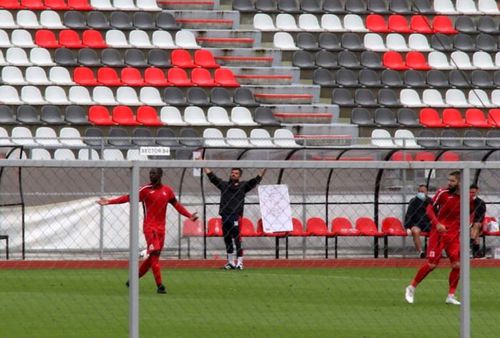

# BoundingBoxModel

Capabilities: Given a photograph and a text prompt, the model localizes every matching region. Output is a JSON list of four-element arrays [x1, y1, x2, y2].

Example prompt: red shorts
[[426, 231, 460, 265], [144, 230, 165, 254]]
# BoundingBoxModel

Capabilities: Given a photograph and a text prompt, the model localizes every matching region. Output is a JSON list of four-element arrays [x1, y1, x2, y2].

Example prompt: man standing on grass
[[203, 167, 266, 270], [469, 184, 487, 259], [98, 168, 198, 294], [405, 170, 473, 305]]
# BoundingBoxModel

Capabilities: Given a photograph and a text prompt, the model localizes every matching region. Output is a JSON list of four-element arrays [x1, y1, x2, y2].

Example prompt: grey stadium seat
[[297, 32, 319, 51], [187, 87, 210, 106], [17, 105, 40, 124], [179, 127, 202, 147], [84, 127, 105, 147], [163, 87, 187, 106], [359, 69, 381, 87], [323, 0, 345, 14], [471, 70, 494, 89], [486, 130, 500, 148], [332, 88, 355, 106], [313, 68, 335, 87], [381, 69, 403, 87], [341, 32, 364, 51], [431, 34, 453, 52], [412, 0, 434, 14], [211, 87, 234, 107], [124, 49, 148, 67], [440, 130, 462, 148], [337, 50, 360, 69], [448, 70, 471, 88], [397, 108, 420, 127], [102, 48, 125, 67], [133, 12, 155, 30], [477, 17, 498, 35], [453, 34, 475, 52], [148, 49, 170, 68], [233, 0, 255, 12], [156, 127, 180, 147], [417, 129, 438, 148], [426, 70, 448, 88], [292, 50, 315, 69], [78, 48, 101, 66], [367, 0, 389, 13], [361, 51, 383, 69], [336, 68, 358, 87], [390, 0, 412, 14], [110, 11, 133, 30], [476, 34, 497, 52], [156, 12, 180, 30], [0, 105, 17, 124], [41, 105, 65, 124], [254, 107, 280, 126], [278, 0, 300, 13], [318, 32, 342, 51], [65, 105, 89, 125], [132, 127, 155, 146], [463, 130, 484, 148], [87, 11, 110, 29], [346, 0, 368, 14], [108, 127, 131, 148], [374, 108, 398, 127], [351, 107, 374, 126], [301, 0, 322, 13], [378, 88, 400, 107], [234, 88, 258, 106], [454, 16, 477, 34], [355, 89, 377, 107], [55, 48, 78, 66], [64, 11, 87, 29], [256, 0, 279, 13]]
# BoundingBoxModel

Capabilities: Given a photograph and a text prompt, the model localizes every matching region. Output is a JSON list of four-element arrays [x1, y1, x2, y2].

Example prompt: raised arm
[[205, 169, 226, 190], [97, 195, 130, 206], [243, 171, 265, 192]]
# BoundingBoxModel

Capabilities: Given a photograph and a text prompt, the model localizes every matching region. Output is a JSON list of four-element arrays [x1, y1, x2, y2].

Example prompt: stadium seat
[[30, 47, 55, 66], [182, 219, 204, 238], [406, 51, 430, 70], [440, 151, 460, 161], [35, 30, 60, 48], [132, 127, 154, 146], [388, 14, 412, 33], [116, 86, 141, 105], [297, 32, 319, 51], [414, 151, 436, 161], [351, 107, 374, 126], [234, 88, 258, 106], [215, 68, 239, 87], [194, 49, 219, 68], [17, 105, 40, 124], [240, 218, 259, 237], [59, 30, 84, 48], [321, 14, 344, 32], [171, 49, 196, 68], [41, 105, 64, 124], [136, 106, 162, 126], [211, 87, 234, 107], [374, 108, 398, 127], [418, 109, 443, 127], [331, 217, 359, 236], [121, 67, 145, 86], [371, 128, 396, 147], [355, 217, 383, 236], [206, 106, 232, 126], [65, 105, 88, 125], [83, 29, 107, 48], [366, 14, 389, 33], [89, 105, 114, 125], [394, 129, 420, 148], [184, 106, 210, 126], [386, 33, 409, 52], [433, 16, 458, 34], [175, 30, 199, 49], [191, 68, 217, 87], [383, 51, 408, 70], [390, 150, 413, 161], [410, 15, 433, 34], [276, 13, 299, 31], [397, 108, 419, 127], [107, 126, 131, 148], [442, 108, 468, 127], [187, 87, 210, 106], [306, 217, 329, 236], [74, 66, 98, 86], [207, 218, 223, 237], [318, 32, 342, 51], [440, 130, 462, 148], [139, 86, 165, 105], [144, 67, 169, 86]]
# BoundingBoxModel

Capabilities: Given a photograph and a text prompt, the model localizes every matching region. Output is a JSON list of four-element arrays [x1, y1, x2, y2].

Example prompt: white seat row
[[105, 30, 199, 49], [0, 126, 85, 148], [400, 88, 500, 108], [434, 0, 500, 15], [0, 85, 230, 108], [0, 29, 37, 48], [30, 148, 143, 160], [254, 13, 367, 32], [0, 47, 55, 66], [1, 66, 74, 85], [203, 128, 299, 148], [371, 129, 419, 148], [429, 51, 500, 70], [161, 106, 258, 126], [91, 0, 161, 11], [0, 10, 65, 29], [365, 33, 434, 52]]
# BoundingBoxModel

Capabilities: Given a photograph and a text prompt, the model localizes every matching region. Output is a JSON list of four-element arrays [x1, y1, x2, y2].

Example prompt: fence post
[[460, 167, 470, 338], [129, 163, 140, 338]]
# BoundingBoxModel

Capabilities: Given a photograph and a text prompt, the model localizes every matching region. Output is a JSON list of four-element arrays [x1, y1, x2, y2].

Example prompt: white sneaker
[[405, 285, 415, 304], [445, 295, 461, 305], [235, 263, 244, 270]]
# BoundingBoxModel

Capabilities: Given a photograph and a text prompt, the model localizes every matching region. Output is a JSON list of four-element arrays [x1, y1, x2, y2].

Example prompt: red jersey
[[426, 188, 473, 235], [107, 184, 192, 233]]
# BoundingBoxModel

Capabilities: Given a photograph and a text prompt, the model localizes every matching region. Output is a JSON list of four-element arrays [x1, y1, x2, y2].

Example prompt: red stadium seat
[[256, 219, 287, 237], [240, 217, 258, 237], [191, 68, 217, 87], [20, 0, 46, 9], [88, 106, 115, 125], [112, 106, 140, 126], [171, 49, 196, 68], [383, 51, 408, 70], [59, 30, 84, 48], [419, 108, 445, 127], [35, 30, 60, 48], [1, 0, 22, 9], [432, 16, 458, 34], [487, 109, 500, 127], [442, 108, 468, 127], [289, 218, 308, 236], [391, 151, 413, 161], [483, 216, 500, 237], [388, 15, 412, 33], [410, 15, 433, 34], [82, 30, 107, 48], [182, 219, 203, 237], [405, 51, 431, 70], [136, 106, 163, 126], [381, 217, 407, 236], [194, 49, 220, 68], [207, 217, 223, 236], [306, 217, 329, 236], [330, 217, 360, 236], [415, 151, 436, 161], [465, 109, 492, 128], [73, 66, 98, 86], [68, 0, 92, 10], [121, 67, 145, 86], [167, 67, 193, 86], [355, 217, 383, 236], [366, 14, 389, 33], [439, 151, 460, 161], [215, 68, 240, 87], [97, 67, 122, 86], [44, 0, 69, 10], [144, 68, 170, 86]]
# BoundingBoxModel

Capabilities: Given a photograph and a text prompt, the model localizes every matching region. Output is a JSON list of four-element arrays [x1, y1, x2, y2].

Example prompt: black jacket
[[472, 197, 486, 224], [207, 172, 262, 218], [404, 196, 432, 230]]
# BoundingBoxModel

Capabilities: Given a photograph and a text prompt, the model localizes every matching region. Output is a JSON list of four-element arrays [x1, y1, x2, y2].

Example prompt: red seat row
[[383, 51, 431, 71], [36, 29, 107, 49], [420, 108, 500, 128], [89, 105, 162, 126], [0, 0, 91, 10], [172, 49, 220, 69], [366, 14, 457, 34], [74, 66, 239, 87], [391, 150, 460, 162], [183, 216, 403, 238]]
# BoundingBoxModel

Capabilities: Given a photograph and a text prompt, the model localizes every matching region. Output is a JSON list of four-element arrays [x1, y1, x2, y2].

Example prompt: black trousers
[[222, 215, 243, 257]]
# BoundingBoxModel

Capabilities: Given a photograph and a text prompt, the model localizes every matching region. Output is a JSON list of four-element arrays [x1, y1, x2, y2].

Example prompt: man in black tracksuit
[[470, 184, 487, 258], [204, 167, 266, 270]]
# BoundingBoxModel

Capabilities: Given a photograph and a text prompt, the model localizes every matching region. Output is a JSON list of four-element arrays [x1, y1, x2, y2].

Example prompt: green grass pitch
[[1, 267, 499, 338]]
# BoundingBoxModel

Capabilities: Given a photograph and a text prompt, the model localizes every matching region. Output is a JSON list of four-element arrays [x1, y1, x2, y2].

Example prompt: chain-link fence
[[1, 159, 500, 338]]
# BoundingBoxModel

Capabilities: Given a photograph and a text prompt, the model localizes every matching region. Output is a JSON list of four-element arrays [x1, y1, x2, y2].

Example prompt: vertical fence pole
[[460, 167, 470, 338], [129, 163, 140, 338]]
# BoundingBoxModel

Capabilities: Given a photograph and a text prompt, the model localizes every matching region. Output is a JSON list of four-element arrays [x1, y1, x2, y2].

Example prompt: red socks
[[150, 254, 162, 286], [412, 263, 433, 287], [449, 267, 460, 295]]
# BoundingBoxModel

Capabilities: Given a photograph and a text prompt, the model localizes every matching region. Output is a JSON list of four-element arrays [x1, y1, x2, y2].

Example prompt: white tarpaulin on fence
[[258, 184, 293, 233]]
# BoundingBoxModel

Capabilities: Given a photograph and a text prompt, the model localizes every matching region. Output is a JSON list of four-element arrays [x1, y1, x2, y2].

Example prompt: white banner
[[258, 185, 293, 233]]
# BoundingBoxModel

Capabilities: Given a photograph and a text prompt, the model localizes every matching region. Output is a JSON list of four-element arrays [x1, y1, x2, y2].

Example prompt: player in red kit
[[405, 170, 472, 305], [98, 168, 198, 294]]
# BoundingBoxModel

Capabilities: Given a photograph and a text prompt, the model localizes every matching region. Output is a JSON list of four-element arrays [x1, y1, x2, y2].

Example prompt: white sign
[[192, 151, 202, 177], [139, 146, 170, 156], [258, 185, 293, 233]]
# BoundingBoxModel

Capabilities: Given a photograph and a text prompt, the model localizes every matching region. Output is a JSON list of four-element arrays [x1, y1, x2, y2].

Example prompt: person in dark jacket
[[204, 167, 267, 270], [404, 184, 432, 258], [470, 184, 487, 258]]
